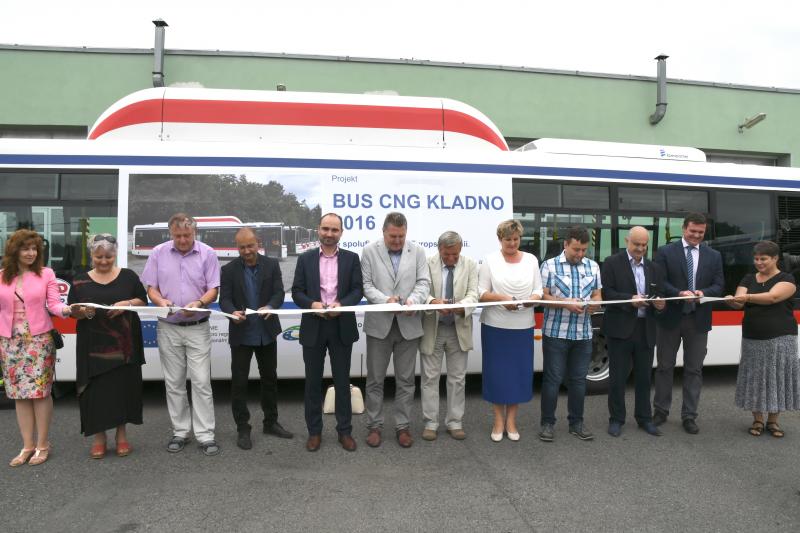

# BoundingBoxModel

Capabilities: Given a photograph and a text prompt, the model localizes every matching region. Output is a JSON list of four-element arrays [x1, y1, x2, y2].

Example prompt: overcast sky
[[3, 1, 799, 89]]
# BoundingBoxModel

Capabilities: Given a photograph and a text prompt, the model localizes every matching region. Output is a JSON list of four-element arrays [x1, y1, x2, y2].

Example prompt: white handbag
[[323, 384, 365, 415]]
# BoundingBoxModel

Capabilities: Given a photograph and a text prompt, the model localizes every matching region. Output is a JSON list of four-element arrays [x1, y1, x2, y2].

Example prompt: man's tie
[[441, 265, 455, 325], [685, 246, 696, 313]]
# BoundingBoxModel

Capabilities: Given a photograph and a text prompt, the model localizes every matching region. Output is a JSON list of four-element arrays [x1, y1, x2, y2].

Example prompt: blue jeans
[[540, 336, 593, 427]]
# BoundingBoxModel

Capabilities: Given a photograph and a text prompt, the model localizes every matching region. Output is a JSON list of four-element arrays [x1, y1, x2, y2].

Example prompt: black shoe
[[264, 421, 294, 439], [638, 422, 662, 436], [607, 421, 622, 437], [682, 419, 699, 434], [652, 411, 667, 426], [237, 428, 252, 450]]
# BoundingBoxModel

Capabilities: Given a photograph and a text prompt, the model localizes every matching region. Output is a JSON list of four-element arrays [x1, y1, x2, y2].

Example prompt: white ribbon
[[76, 302, 239, 320], [243, 295, 728, 316], [72, 295, 728, 319]]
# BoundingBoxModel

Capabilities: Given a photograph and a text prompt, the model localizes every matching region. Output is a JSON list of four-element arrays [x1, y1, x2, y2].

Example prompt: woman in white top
[[478, 220, 543, 442]]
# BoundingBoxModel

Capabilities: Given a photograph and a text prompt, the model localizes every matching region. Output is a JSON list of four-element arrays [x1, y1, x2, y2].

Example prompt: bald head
[[625, 226, 650, 261], [235, 227, 259, 266], [235, 227, 257, 244]]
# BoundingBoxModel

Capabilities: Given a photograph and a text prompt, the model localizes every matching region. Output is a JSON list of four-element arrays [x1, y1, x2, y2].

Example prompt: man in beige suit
[[420, 231, 478, 441], [361, 212, 430, 448]]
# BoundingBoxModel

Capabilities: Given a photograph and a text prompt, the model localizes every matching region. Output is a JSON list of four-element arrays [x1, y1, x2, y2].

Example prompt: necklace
[[756, 270, 778, 287]]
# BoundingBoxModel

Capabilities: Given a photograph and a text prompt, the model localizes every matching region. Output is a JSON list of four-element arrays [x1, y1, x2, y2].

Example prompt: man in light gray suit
[[420, 231, 478, 442], [361, 212, 431, 448]]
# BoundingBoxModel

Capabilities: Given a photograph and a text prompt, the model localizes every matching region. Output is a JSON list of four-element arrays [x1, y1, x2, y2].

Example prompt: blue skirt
[[481, 323, 534, 404]]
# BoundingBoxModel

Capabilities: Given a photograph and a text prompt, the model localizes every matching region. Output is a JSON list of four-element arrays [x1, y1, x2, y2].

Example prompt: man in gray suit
[[361, 212, 431, 448], [420, 231, 478, 441]]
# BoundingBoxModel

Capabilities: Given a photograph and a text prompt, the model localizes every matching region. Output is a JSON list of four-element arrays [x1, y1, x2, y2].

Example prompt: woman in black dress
[[726, 240, 800, 438], [68, 234, 147, 458]]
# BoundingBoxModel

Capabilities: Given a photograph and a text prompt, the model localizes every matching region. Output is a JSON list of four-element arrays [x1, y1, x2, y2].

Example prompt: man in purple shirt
[[291, 213, 363, 452], [141, 213, 221, 456]]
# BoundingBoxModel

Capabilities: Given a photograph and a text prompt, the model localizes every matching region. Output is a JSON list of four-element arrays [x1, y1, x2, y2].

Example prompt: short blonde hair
[[496, 219, 523, 240]]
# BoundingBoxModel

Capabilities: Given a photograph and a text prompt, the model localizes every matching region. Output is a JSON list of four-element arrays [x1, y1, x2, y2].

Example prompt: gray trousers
[[157, 321, 215, 442], [365, 320, 419, 431], [654, 315, 708, 421], [419, 323, 468, 431]]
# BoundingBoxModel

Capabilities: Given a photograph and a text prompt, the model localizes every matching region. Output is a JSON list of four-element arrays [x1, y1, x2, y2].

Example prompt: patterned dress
[[0, 278, 56, 399]]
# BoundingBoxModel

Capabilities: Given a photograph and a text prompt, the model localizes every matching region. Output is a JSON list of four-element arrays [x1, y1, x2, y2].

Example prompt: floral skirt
[[735, 335, 800, 412], [0, 320, 56, 399]]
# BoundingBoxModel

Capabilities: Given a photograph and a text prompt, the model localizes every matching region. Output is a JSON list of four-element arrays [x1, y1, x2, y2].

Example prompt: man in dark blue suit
[[292, 213, 363, 452], [219, 228, 293, 451], [653, 212, 724, 434], [601, 226, 665, 437]]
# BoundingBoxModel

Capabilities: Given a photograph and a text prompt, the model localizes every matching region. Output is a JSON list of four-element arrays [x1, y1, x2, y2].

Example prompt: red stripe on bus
[[52, 316, 77, 335], [89, 98, 508, 150], [89, 99, 163, 139], [531, 310, 800, 330]]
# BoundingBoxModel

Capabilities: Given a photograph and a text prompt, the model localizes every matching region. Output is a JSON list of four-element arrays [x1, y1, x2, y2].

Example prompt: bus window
[[0, 173, 59, 200], [515, 212, 612, 264], [563, 185, 610, 210], [714, 190, 774, 295], [0, 208, 21, 257], [255, 226, 283, 259], [0, 171, 118, 284], [618, 187, 666, 211], [666, 189, 708, 213], [198, 228, 238, 248]]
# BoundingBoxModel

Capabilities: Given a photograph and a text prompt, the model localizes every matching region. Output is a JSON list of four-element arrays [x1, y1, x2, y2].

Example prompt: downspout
[[649, 54, 668, 125], [152, 19, 168, 88]]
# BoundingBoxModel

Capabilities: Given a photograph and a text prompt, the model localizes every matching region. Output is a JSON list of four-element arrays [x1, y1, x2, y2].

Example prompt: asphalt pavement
[[1, 367, 799, 532]]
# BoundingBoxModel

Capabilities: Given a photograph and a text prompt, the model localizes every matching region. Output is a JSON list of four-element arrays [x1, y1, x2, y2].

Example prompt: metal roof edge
[[1, 44, 798, 94]]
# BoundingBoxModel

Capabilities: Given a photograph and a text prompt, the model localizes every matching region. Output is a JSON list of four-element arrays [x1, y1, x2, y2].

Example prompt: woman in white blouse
[[478, 220, 543, 442]]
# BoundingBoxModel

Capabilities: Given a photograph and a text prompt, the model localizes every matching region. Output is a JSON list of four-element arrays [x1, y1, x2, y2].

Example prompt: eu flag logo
[[141, 321, 159, 348]]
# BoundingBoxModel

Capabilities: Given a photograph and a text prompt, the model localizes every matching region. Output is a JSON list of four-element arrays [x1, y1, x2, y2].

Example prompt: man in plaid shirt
[[538, 226, 602, 443]]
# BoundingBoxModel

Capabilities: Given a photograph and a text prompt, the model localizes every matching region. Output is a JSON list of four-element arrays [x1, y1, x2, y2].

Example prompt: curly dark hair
[[2, 229, 45, 284]]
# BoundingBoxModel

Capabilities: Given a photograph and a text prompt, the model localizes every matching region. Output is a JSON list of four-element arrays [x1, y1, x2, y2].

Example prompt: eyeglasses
[[92, 234, 117, 244]]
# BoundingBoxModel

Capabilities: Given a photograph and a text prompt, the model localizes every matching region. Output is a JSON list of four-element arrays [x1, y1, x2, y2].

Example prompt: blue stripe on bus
[[2, 153, 799, 190]]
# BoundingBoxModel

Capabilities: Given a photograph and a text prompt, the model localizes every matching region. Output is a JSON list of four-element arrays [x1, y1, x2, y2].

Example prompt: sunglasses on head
[[92, 234, 117, 244]]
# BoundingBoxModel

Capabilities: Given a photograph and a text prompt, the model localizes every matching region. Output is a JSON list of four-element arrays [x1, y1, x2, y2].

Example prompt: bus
[[282, 226, 319, 256], [133, 218, 286, 260], [1, 87, 798, 387]]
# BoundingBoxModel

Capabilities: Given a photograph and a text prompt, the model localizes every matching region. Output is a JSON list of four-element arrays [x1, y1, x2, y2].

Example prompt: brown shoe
[[306, 434, 321, 452], [338, 434, 357, 452], [366, 429, 382, 448], [447, 428, 466, 440], [396, 429, 414, 448]]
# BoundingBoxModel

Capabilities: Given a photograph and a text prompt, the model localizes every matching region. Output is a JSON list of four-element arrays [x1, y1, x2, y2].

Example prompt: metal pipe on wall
[[649, 54, 668, 125], [152, 19, 168, 88]]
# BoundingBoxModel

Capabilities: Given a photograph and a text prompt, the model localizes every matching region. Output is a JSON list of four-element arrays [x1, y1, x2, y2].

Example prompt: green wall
[[1, 46, 797, 164]]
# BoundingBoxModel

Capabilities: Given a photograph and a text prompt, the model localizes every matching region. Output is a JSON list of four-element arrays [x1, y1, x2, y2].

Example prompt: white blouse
[[478, 250, 543, 330]]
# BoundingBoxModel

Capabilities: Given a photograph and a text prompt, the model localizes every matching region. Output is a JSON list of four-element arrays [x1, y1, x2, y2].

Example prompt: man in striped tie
[[653, 212, 724, 434]]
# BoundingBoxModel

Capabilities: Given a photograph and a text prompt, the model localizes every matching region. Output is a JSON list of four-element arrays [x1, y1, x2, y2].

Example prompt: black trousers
[[303, 319, 353, 436], [607, 319, 654, 425], [230, 343, 278, 431]]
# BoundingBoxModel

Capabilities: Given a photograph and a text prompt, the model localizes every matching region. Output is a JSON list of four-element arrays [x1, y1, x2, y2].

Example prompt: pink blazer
[[0, 268, 69, 338]]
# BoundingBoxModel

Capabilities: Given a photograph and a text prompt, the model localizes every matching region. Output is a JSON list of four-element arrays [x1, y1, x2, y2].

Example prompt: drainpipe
[[152, 19, 168, 88], [649, 54, 668, 125]]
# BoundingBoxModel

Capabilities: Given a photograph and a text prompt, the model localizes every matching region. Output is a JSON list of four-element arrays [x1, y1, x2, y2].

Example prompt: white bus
[[132, 216, 287, 260], [1, 87, 798, 390]]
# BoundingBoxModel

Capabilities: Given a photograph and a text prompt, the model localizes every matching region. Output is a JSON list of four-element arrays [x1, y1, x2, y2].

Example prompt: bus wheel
[[586, 332, 610, 395]]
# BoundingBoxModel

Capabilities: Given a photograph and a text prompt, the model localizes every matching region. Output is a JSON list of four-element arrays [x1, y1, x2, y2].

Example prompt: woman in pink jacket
[[0, 229, 70, 466]]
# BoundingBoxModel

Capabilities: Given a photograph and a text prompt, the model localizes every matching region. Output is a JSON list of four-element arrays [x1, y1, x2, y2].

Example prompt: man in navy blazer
[[291, 213, 363, 452], [653, 212, 724, 434], [601, 226, 665, 437], [220, 228, 293, 450]]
